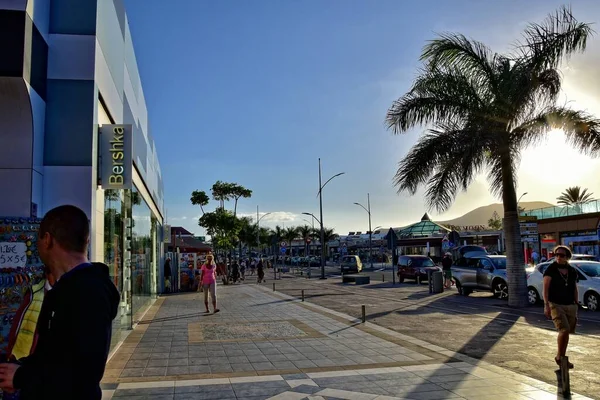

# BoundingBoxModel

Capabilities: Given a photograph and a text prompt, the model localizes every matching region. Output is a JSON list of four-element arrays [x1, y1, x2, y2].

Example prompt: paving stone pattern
[[105, 285, 431, 380], [102, 284, 595, 399], [104, 363, 595, 399]]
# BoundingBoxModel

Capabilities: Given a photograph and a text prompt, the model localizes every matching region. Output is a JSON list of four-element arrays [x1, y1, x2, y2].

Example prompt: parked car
[[527, 260, 600, 311], [397, 255, 440, 284], [340, 255, 362, 274], [451, 255, 513, 298], [543, 253, 598, 263]]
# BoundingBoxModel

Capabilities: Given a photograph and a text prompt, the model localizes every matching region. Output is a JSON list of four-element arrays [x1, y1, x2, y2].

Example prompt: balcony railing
[[520, 199, 600, 220]]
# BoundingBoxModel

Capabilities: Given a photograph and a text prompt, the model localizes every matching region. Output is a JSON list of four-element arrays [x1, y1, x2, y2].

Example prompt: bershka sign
[[99, 124, 132, 189]]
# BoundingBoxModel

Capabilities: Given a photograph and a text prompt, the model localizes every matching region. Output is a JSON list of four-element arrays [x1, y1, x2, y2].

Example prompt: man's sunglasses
[[555, 253, 568, 258]]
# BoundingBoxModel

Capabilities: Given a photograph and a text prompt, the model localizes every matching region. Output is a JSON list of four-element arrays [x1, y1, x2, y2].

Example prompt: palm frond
[[395, 124, 489, 212], [421, 33, 497, 89], [557, 186, 594, 205], [517, 5, 593, 72], [386, 67, 486, 134]]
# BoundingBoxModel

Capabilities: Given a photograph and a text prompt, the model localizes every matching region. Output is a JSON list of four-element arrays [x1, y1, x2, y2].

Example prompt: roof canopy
[[397, 213, 450, 238]]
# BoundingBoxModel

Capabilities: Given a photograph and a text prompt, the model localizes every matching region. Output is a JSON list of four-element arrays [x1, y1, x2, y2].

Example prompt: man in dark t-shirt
[[543, 245, 579, 369]]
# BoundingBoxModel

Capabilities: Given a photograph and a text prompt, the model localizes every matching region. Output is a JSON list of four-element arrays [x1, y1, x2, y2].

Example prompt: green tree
[[488, 211, 503, 230], [283, 226, 300, 256], [191, 181, 252, 255], [557, 186, 594, 205], [385, 6, 600, 307], [298, 225, 313, 256]]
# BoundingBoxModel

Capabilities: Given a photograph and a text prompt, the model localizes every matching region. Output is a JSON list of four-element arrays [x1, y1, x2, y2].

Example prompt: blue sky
[[124, 0, 600, 236]]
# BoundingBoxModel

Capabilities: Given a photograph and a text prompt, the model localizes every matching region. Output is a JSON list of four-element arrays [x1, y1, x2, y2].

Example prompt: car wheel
[[493, 280, 509, 299], [456, 281, 470, 296], [527, 287, 540, 305], [585, 291, 599, 312]]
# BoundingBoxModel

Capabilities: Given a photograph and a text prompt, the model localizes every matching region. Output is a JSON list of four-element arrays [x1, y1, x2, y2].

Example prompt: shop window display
[[0, 218, 45, 358], [104, 189, 129, 348], [130, 186, 156, 318]]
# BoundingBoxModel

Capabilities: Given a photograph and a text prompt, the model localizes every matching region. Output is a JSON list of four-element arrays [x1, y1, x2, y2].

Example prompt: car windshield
[[490, 257, 507, 269], [409, 258, 434, 267], [577, 263, 600, 277]]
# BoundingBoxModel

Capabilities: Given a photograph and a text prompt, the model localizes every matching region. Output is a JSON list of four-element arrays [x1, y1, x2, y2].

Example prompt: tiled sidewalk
[[101, 283, 594, 400]]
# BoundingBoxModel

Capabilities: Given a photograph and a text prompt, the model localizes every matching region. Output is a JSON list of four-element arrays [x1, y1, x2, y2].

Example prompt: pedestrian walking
[[531, 250, 540, 265], [257, 259, 265, 283], [543, 245, 578, 369], [200, 254, 220, 313], [250, 259, 256, 276], [164, 257, 172, 293], [442, 252, 453, 288], [0, 205, 119, 399], [240, 259, 246, 281]]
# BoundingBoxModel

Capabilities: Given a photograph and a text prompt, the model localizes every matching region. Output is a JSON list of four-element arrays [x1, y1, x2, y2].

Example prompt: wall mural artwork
[[0, 218, 45, 357]]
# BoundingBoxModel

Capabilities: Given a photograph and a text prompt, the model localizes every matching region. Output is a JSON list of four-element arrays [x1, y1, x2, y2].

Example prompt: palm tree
[[238, 216, 257, 256], [298, 225, 313, 256], [385, 7, 600, 307], [283, 226, 299, 256], [557, 186, 594, 205]]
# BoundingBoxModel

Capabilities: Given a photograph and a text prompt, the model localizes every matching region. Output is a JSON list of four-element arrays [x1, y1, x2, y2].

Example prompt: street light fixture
[[354, 193, 373, 270], [517, 192, 528, 209], [301, 218, 314, 229], [315, 160, 345, 280], [256, 205, 272, 256]]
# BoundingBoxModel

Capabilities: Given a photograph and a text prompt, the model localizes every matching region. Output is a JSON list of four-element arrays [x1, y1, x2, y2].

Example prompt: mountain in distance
[[436, 201, 554, 227]]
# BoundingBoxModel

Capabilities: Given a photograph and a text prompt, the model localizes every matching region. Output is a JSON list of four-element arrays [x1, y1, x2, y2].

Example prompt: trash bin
[[428, 270, 444, 294]]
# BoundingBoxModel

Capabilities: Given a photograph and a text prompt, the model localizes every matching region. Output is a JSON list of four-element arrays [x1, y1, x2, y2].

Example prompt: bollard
[[272, 282, 275, 292], [361, 305, 366, 323], [302, 290, 305, 302], [560, 356, 571, 396], [382, 274, 385, 282]]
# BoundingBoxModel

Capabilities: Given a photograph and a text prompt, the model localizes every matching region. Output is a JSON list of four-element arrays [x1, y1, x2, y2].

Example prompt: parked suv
[[340, 255, 362, 274], [451, 255, 509, 298], [397, 255, 440, 284]]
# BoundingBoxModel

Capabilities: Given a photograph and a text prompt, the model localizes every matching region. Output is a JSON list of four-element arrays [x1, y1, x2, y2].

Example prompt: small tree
[[191, 181, 252, 257], [488, 211, 503, 230]]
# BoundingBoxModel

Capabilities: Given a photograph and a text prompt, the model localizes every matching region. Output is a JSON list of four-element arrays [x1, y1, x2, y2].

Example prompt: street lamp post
[[256, 205, 271, 257], [314, 159, 345, 280], [354, 193, 373, 270]]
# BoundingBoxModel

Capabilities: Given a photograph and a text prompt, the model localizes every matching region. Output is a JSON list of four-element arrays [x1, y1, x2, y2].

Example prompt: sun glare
[[518, 129, 600, 184]]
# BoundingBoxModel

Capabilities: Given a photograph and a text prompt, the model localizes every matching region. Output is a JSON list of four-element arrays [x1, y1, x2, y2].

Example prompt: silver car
[[451, 255, 510, 298]]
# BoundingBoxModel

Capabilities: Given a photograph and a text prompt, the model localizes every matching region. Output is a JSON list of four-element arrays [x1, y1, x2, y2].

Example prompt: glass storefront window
[[104, 188, 127, 349], [131, 186, 156, 319]]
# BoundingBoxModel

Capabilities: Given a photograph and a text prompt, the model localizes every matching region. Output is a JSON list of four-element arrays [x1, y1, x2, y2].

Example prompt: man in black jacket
[[0, 205, 120, 399]]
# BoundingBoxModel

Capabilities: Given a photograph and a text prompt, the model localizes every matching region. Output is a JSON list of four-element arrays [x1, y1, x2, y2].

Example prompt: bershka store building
[[0, 0, 165, 353]]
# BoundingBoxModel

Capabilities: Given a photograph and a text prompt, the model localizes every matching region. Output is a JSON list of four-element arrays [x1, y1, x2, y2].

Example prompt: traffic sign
[[341, 242, 347, 248], [280, 241, 287, 247], [442, 234, 449, 242], [280, 247, 287, 254]]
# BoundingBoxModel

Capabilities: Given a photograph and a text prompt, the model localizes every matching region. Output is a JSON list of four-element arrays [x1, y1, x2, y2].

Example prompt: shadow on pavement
[[137, 311, 213, 325]]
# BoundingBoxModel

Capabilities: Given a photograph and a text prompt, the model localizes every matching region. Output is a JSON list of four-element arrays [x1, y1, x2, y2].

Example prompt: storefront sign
[[520, 219, 538, 243], [0, 242, 27, 268], [164, 225, 171, 243], [99, 124, 132, 189]]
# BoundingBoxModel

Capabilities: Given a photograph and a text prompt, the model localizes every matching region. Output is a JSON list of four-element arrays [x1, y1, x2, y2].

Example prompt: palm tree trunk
[[501, 152, 527, 307]]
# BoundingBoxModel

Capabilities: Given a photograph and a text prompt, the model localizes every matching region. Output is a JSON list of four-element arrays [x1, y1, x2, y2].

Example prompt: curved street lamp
[[354, 193, 373, 270], [315, 159, 345, 280], [256, 206, 272, 255]]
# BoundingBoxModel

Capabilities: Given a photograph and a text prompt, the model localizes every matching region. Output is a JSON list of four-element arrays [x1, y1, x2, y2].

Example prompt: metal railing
[[520, 199, 600, 220]]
